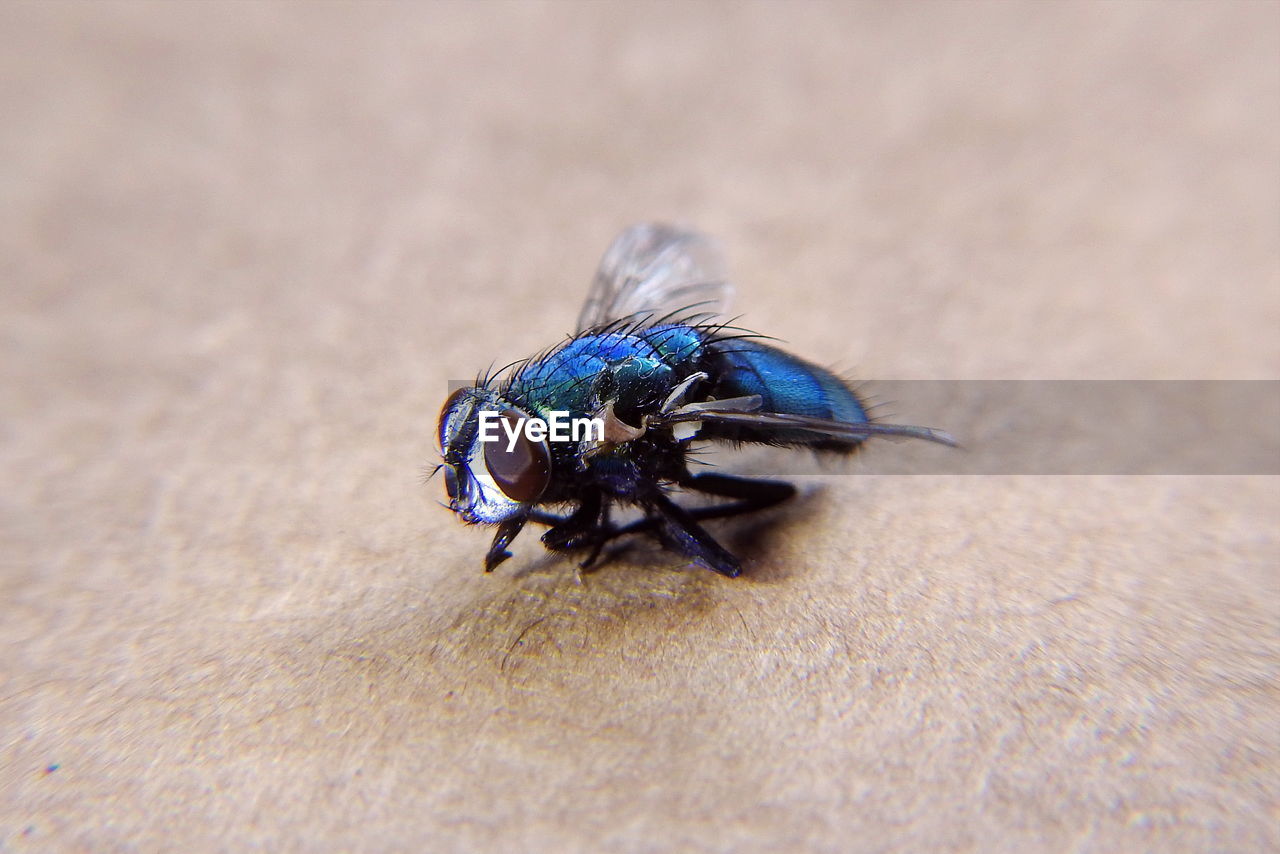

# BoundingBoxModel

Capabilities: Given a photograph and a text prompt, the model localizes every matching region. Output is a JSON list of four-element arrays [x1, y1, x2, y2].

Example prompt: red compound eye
[[483, 410, 550, 502]]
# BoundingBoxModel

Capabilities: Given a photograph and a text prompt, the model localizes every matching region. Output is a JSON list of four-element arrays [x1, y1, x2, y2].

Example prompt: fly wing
[[655, 397, 959, 448], [576, 224, 734, 333]]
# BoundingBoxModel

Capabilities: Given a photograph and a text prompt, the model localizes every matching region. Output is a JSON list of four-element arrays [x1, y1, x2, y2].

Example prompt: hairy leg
[[608, 473, 796, 539], [644, 492, 742, 577], [484, 517, 527, 572], [537, 491, 616, 568], [523, 475, 796, 574]]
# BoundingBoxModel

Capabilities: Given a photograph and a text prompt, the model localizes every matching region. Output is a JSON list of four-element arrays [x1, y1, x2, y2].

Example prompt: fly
[[436, 224, 955, 577]]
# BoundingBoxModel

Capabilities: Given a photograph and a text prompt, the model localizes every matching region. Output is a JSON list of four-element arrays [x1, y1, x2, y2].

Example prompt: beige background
[[2, 2, 1277, 851]]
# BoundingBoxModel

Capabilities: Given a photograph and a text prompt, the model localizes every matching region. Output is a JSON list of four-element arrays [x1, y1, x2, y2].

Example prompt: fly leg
[[576, 503, 613, 570], [537, 491, 614, 568], [586, 474, 794, 575], [485, 517, 526, 572], [676, 472, 796, 518], [644, 492, 742, 577], [608, 473, 795, 538], [482, 497, 610, 572], [525, 476, 795, 575]]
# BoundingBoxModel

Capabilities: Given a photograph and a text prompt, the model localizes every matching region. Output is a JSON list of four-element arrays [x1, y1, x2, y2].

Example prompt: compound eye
[[483, 410, 551, 502]]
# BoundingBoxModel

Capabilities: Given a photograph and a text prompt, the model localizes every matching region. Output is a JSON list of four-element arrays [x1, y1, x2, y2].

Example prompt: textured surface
[[2, 2, 1277, 851]]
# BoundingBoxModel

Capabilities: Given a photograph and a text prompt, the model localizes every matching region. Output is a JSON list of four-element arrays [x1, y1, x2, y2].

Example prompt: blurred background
[[2, 2, 1276, 851]]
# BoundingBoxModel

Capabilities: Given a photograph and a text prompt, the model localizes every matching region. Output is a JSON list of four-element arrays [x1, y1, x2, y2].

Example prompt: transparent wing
[[655, 396, 959, 447], [576, 223, 734, 333]]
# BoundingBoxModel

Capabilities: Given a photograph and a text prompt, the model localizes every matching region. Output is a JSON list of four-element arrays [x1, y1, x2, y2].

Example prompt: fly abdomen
[[702, 339, 869, 451]]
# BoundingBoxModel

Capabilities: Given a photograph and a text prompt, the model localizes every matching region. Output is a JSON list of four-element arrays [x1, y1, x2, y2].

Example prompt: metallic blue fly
[[437, 224, 955, 576]]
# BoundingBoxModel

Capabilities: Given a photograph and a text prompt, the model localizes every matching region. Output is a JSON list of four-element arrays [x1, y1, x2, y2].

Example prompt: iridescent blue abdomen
[[704, 339, 868, 450]]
